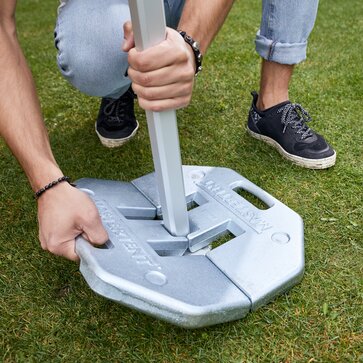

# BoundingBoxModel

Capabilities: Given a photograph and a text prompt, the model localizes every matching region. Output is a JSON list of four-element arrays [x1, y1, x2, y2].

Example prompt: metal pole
[[128, 0, 190, 236]]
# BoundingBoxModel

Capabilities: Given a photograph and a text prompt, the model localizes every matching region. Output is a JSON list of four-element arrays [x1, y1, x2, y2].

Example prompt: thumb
[[81, 214, 109, 246], [122, 21, 135, 51]]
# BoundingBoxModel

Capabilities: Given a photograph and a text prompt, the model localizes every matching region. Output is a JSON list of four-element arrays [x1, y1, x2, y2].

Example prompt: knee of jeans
[[56, 39, 129, 98]]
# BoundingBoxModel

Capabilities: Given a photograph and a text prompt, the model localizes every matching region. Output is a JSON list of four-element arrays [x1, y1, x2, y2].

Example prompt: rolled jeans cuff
[[255, 31, 307, 65]]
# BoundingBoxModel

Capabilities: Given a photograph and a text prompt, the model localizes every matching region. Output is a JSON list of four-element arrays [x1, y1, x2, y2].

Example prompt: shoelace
[[103, 98, 119, 116], [103, 99, 128, 122], [277, 103, 313, 139], [103, 90, 134, 121]]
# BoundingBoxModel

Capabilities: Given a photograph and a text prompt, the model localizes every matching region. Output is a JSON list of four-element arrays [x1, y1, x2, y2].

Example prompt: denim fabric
[[55, 0, 318, 98], [54, 0, 185, 99], [256, 0, 319, 64]]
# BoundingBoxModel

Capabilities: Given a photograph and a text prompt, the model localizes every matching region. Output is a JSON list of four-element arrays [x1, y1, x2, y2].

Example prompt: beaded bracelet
[[34, 176, 72, 199], [178, 31, 203, 76]]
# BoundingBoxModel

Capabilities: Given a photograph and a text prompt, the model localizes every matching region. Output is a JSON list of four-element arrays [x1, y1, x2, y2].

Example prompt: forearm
[[0, 18, 62, 191], [177, 0, 235, 54], [0, 6, 108, 260]]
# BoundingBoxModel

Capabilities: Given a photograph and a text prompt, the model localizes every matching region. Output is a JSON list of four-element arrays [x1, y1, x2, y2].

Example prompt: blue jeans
[[256, 0, 319, 65], [55, 0, 185, 99], [54, 0, 318, 99]]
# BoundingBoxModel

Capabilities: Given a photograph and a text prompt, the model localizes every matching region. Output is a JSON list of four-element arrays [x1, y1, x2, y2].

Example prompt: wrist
[[36, 178, 76, 205], [28, 163, 64, 192], [178, 31, 203, 76], [34, 176, 73, 200]]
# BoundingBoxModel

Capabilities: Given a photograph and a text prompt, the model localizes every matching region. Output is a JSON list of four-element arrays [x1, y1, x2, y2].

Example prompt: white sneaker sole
[[95, 120, 139, 148], [247, 127, 336, 169]]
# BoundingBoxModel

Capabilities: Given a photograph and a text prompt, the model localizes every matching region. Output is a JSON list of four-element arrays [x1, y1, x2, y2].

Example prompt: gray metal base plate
[[76, 166, 304, 328]]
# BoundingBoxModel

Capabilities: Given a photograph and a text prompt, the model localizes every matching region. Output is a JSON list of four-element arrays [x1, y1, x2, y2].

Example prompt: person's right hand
[[37, 182, 108, 261], [122, 21, 196, 112]]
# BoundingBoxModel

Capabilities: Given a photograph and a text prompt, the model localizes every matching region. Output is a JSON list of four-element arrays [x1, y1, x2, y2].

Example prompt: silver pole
[[128, 0, 190, 236]]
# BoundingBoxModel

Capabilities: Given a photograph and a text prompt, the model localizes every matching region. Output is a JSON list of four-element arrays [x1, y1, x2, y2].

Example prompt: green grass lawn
[[1, 0, 362, 362]]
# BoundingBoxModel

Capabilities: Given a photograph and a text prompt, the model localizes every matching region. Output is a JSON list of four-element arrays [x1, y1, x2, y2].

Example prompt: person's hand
[[122, 21, 196, 112], [37, 182, 108, 261]]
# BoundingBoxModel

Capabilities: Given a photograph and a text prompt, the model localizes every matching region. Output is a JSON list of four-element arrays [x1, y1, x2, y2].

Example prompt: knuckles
[[139, 73, 152, 86], [128, 68, 152, 87], [138, 86, 156, 101], [128, 52, 153, 73]]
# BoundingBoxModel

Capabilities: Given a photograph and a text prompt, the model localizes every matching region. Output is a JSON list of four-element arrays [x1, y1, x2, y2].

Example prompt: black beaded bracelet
[[178, 31, 203, 76], [34, 176, 72, 199]]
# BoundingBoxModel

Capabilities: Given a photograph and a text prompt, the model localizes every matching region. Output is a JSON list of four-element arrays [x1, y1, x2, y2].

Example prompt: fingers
[[54, 240, 79, 262], [127, 28, 195, 112], [127, 28, 190, 72], [131, 71, 194, 112], [40, 234, 79, 261], [128, 63, 194, 88], [137, 94, 192, 112], [128, 41, 187, 73], [37, 183, 108, 262]]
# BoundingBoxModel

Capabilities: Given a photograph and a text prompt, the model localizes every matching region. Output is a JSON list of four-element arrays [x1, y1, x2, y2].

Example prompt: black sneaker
[[247, 91, 336, 169], [95, 87, 139, 148]]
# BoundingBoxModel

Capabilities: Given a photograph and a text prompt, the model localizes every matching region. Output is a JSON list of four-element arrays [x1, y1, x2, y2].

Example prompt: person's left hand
[[37, 182, 109, 261], [122, 21, 196, 112]]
